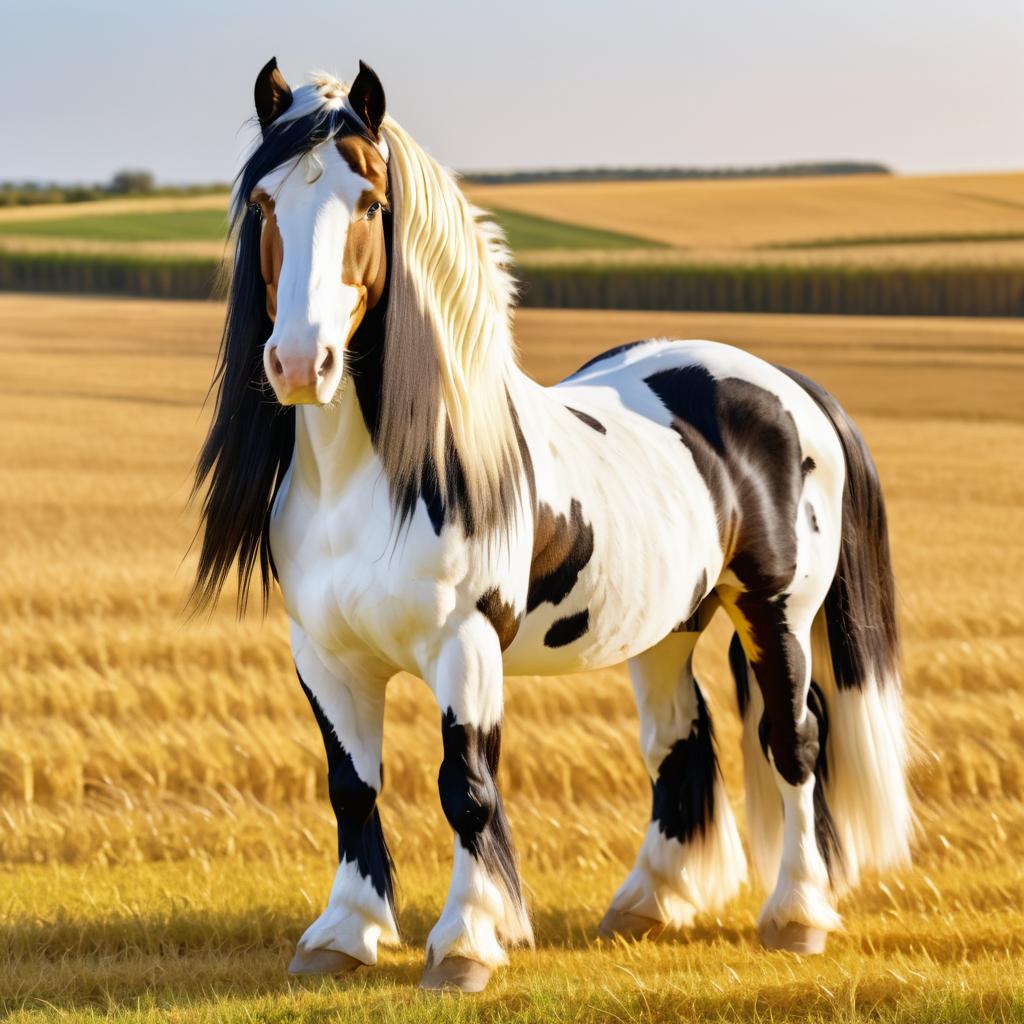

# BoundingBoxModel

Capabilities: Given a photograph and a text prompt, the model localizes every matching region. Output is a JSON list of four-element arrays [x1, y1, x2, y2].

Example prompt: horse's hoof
[[420, 954, 492, 992], [598, 908, 665, 940], [288, 947, 365, 976], [759, 920, 828, 955]]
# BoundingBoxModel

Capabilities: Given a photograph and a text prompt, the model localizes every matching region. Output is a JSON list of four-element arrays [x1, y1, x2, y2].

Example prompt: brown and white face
[[252, 61, 389, 405]]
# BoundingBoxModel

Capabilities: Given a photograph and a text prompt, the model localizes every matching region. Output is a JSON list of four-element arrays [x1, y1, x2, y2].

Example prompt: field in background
[[465, 171, 1024, 249], [1, 294, 1022, 1022], [2, 173, 1023, 316]]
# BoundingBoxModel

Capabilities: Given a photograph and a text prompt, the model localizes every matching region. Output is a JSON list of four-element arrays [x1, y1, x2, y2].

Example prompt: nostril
[[269, 347, 284, 377], [318, 349, 334, 378]]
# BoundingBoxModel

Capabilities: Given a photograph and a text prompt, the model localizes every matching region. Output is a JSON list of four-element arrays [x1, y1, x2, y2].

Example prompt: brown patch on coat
[[527, 499, 594, 613], [476, 588, 521, 651], [337, 135, 389, 311], [253, 193, 283, 321]]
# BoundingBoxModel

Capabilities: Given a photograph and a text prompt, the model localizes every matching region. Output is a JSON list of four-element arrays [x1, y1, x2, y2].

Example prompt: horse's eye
[[365, 202, 382, 221]]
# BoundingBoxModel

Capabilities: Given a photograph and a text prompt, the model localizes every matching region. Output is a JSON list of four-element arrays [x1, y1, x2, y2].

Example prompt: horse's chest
[[269, 473, 438, 668]]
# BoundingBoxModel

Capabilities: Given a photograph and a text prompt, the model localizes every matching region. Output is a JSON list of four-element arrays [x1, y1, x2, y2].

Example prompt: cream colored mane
[[377, 113, 525, 533]]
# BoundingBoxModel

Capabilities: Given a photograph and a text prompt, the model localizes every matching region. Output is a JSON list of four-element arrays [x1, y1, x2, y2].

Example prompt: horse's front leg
[[421, 616, 532, 992], [289, 635, 398, 975]]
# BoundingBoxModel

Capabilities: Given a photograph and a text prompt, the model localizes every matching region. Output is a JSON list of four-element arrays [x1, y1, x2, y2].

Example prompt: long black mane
[[191, 106, 373, 614]]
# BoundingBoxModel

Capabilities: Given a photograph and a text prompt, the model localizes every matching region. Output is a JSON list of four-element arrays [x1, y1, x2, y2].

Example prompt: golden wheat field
[[1, 294, 1023, 1023], [466, 172, 1024, 249]]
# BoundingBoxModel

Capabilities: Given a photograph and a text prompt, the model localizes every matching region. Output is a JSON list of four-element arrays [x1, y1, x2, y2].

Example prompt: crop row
[[3, 251, 1024, 316]]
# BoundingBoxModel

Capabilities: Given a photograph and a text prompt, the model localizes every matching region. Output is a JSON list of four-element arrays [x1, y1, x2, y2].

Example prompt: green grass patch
[[0, 209, 229, 242], [489, 208, 663, 251]]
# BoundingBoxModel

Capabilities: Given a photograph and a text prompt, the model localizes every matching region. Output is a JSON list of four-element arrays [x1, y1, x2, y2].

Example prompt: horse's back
[[554, 336, 846, 509], [558, 337, 842, 456]]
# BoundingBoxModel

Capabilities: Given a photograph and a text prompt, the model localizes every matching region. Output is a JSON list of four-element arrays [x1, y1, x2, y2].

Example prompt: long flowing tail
[[784, 368, 913, 889]]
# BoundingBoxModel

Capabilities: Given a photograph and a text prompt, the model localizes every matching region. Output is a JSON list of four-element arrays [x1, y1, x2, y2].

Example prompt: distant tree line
[[0, 170, 230, 207], [2, 161, 892, 207], [462, 161, 892, 186]]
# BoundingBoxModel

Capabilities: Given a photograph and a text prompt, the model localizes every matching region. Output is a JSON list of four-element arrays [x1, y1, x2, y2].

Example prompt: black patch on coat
[[476, 588, 521, 651], [544, 609, 590, 648], [566, 407, 607, 434], [569, 340, 651, 377], [647, 363, 820, 787], [645, 364, 803, 591], [646, 365, 725, 453], [802, 456, 816, 478], [651, 683, 719, 843], [644, 366, 732, 539], [527, 499, 594, 613], [742, 592, 817, 786], [807, 680, 843, 884], [728, 631, 751, 720], [779, 368, 901, 693], [437, 708, 526, 930], [298, 674, 396, 916], [805, 501, 820, 533]]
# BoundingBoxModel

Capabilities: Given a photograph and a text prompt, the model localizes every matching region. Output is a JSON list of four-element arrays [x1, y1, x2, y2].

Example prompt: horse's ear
[[255, 57, 293, 132], [348, 61, 386, 139]]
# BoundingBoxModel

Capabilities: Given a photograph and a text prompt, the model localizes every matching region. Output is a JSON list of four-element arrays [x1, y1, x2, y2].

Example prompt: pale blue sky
[[4, 0, 1022, 183]]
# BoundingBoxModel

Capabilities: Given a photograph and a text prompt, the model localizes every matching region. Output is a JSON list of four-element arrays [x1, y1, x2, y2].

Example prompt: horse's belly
[[502, 506, 714, 675]]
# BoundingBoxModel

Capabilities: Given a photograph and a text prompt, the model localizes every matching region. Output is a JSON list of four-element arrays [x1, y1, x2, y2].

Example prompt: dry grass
[[0, 235, 227, 260], [1, 295, 1023, 1022], [467, 172, 1024, 250]]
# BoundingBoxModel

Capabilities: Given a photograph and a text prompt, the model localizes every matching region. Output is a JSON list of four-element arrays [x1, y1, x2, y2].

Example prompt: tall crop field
[[1, 296, 1022, 1022]]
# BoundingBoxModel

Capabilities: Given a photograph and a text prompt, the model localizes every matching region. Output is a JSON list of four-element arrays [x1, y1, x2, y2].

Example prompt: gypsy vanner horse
[[193, 59, 912, 992]]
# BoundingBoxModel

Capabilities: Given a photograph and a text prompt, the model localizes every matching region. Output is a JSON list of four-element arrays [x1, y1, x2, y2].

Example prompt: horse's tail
[[783, 368, 913, 889]]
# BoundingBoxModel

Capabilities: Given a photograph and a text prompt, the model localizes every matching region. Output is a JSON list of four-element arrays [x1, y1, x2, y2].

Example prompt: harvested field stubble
[[1, 295, 1022, 1022]]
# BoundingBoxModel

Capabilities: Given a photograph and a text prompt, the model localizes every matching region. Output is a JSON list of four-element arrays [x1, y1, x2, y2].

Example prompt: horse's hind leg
[[723, 591, 841, 954], [601, 627, 747, 939]]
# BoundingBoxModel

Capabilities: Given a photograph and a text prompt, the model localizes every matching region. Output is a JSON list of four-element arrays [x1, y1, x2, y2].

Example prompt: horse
[[193, 58, 912, 993]]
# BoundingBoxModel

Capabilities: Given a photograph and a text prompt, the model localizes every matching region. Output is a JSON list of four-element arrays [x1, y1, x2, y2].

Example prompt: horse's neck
[[293, 387, 374, 495]]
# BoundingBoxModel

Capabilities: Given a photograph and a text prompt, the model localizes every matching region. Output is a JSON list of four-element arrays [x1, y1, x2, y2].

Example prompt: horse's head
[[195, 64, 524, 613], [249, 59, 389, 405]]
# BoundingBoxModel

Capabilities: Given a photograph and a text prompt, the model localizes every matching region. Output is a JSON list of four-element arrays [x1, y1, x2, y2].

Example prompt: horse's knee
[[328, 756, 378, 831], [758, 706, 819, 787]]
